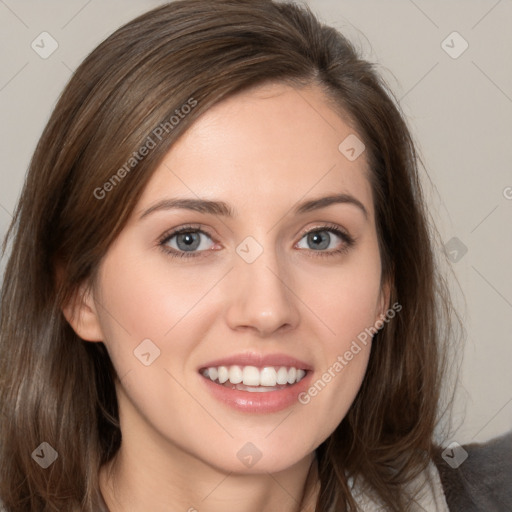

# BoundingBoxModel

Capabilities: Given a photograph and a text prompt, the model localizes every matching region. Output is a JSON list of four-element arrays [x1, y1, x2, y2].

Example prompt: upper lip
[[199, 352, 313, 371]]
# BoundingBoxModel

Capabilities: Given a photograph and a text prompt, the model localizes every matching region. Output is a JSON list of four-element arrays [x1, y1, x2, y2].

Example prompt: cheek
[[294, 247, 382, 442], [94, 244, 222, 348], [91, 251, 227, 446], [91, 243, 230, 424], [304, 246, 383, 345]]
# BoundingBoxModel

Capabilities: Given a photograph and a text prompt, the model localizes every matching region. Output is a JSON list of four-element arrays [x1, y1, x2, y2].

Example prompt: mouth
[[198, 358, 313, 413], [200, 365, 308, 393]]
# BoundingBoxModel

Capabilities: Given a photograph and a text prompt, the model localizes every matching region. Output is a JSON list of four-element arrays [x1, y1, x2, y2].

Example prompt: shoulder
[[433, 430, 512, 511]]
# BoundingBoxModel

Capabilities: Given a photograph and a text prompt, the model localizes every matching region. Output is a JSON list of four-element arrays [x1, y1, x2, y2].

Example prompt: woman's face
[[83, 82, 388, 475]]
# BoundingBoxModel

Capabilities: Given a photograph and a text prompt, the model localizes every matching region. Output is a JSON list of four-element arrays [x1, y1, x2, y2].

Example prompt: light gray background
[[0, 0, 511, 445]]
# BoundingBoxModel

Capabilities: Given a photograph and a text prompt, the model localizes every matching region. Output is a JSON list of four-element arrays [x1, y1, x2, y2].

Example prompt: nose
[[224, 243, 301, 337]]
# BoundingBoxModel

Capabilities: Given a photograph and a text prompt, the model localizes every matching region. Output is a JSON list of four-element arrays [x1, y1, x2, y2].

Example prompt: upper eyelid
[[159, 224, 214, 244], [297, 223, 351, 239]]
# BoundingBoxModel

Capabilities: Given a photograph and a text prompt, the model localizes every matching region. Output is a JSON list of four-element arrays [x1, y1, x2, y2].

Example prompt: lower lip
[[200, 372, 313, 413]]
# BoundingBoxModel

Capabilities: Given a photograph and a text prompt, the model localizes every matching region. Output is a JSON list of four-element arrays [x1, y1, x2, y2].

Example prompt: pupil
[[178, 232, 199, 250], [310, 231, 328, 250]]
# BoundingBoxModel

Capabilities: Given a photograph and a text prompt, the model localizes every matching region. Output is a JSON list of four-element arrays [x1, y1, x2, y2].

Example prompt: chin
[[196, 438, 316, 476]]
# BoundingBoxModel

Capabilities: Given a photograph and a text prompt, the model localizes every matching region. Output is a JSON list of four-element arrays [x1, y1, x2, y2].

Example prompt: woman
[[0, 0, 482, 510]]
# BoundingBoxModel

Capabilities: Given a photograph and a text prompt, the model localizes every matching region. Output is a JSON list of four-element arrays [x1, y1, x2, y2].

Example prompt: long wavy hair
[[0, 1, 461, 510]]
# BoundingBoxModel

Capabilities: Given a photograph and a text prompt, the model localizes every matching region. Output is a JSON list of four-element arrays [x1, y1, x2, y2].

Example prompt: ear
[[62, 281, 104, 342]]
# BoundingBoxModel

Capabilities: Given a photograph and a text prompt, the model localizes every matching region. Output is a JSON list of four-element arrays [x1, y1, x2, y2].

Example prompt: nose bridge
[[225, 233, 300, 335]]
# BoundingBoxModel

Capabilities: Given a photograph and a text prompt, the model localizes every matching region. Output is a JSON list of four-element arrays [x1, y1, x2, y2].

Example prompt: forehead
[[134, 82, 374, 221]]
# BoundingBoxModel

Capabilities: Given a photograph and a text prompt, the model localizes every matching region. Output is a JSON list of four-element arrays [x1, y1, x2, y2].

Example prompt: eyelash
[[158, 223, 355, 260]]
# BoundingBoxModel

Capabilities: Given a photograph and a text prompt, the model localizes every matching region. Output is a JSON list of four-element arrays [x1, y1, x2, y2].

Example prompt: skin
[[65, 82, 389, 512]]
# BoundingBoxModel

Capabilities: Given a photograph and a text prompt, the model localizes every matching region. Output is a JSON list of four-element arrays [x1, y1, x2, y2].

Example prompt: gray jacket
[[433, 430, 512, 511]]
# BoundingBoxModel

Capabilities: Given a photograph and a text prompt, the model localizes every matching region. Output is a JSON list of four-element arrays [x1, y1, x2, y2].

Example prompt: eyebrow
[[138, 193, 368, 220]]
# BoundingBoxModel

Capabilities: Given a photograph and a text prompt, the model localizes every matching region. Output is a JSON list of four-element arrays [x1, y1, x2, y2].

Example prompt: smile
[[198, 358, 313, 412], [200, 365, 308, 392]]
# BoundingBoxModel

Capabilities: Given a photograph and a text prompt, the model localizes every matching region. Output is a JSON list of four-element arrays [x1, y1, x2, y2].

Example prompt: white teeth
[[259, 367, 277, 386], [242, 366, 260, 386], [202, 364, 307, 387], [208, 367, 218, 381], [287, 367, 297, 384], [276, 367, 289, 385], [243, 385, 275, 392], [217, 366, 229, 384], [228, 365, 243, 384]]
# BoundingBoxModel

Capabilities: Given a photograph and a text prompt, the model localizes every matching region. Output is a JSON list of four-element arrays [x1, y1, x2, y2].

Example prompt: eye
[[158, 223, 355, 260], [159, 225, 216, 259], [295, 224, 355, 257]]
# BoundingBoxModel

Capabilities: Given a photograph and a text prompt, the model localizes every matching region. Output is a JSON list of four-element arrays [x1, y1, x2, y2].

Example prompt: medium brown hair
[[0, 1, 460, 510]]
